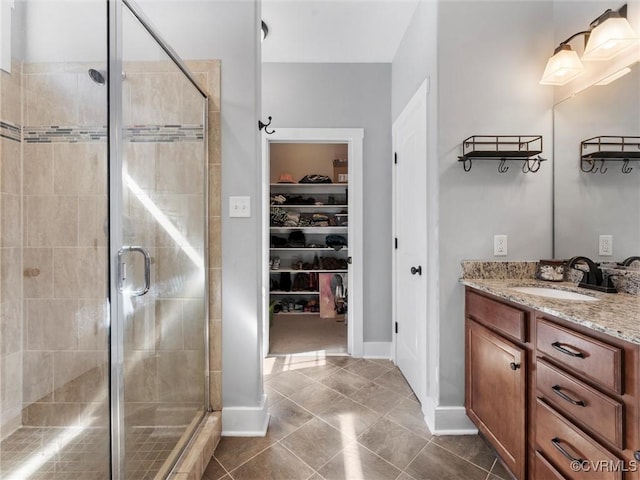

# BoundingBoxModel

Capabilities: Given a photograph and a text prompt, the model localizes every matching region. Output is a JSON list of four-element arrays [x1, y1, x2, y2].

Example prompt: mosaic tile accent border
[[126, 124, 204, 143], [0, 120, 21, 142], [20, 124, 205, 143], [24, 125, 107, 143]]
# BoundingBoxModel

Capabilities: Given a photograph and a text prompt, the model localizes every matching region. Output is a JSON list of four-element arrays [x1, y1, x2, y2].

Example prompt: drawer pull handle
[[552, 385, 586, 407], [509, 362, 521, 370], [551, 341, 585, 358], [551, 437, 586, 466]]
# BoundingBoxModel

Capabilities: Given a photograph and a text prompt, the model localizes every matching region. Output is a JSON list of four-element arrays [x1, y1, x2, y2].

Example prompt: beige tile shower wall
[[0, 60, 23, 440], [23, 62, 107, 127], [186, 60, 222, 412], [120, 59, 210, 430], [21, 63, 109, 428]]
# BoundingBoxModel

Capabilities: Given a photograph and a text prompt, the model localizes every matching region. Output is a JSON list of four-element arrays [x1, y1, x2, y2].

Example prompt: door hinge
[[395, 322, 398, 334], [394, 152, 397, 164], [394, 238, 398, 250]]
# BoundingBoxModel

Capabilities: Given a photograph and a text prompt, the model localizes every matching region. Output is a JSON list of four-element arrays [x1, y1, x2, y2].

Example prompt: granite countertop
[[461, 277, 640, 345]]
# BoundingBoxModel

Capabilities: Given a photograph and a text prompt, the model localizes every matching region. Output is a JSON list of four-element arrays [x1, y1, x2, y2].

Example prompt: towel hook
[[258, 116, 275, 135]]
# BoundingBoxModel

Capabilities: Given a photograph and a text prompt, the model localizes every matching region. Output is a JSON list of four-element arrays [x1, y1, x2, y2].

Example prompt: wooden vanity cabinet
[[465, 289, 531, 480], [465, 286, 640, 480]]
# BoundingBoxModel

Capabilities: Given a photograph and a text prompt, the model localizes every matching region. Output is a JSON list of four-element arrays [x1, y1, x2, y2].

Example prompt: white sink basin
[[510, 286, 599, 302]]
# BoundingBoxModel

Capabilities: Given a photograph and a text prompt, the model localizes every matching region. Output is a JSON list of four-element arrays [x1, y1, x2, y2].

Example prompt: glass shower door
[[113, 3, 208, 478]]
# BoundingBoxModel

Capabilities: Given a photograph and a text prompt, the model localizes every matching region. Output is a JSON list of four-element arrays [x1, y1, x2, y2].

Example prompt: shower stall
[[0, 0, 221, 478]]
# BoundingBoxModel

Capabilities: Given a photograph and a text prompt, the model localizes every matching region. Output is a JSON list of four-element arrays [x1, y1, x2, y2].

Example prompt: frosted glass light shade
[[540, 46, 584, 85], [583, 17, 638, 61]]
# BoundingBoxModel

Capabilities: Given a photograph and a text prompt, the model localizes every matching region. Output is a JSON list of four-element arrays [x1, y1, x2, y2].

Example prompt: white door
[[393, 81, 428, 399]]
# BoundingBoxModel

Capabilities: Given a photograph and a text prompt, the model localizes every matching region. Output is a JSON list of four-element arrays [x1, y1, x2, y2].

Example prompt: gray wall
[[262, 62, 392, 342], [138, 0, 265, 410], [392, 1, 555, 407]]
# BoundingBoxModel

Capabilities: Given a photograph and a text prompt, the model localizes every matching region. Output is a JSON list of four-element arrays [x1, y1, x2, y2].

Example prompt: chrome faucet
[[566, 256, 603, 287]]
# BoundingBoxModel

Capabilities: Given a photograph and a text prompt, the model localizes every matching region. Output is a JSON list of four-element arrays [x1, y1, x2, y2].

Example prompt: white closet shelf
[[270, 226, 348, 234], [270, 183, 347, 188], [270, 204, 348, 209], [270, 247, 348, 252], [273, 312, 324, 316], [269, 269, 348, 274], [270, 291, 319, 295]]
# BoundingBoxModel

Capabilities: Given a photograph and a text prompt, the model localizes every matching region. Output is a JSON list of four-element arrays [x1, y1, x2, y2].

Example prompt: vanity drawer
[[466, 290, 526, 342], [537, 319, 622, 394], [536, 399, 622, 480], [537, 359, 624, 448], [535, 451, 567, 479]]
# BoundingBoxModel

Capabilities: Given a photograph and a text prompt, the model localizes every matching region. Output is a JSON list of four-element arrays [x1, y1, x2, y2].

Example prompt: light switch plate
[[229, 196, 251, 218]]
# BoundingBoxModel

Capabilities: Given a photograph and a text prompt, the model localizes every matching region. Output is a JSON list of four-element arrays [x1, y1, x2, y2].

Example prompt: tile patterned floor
[[205, 356, 512, 480], [0, 425, 183, 479]]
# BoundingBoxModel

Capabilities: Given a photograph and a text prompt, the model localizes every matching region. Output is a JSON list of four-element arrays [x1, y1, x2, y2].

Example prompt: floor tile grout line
[[214, 439, 275, 478], [428, 440, 495, 474], [350, 433, 418, 475], [380, 407, 434, 441], [398, 437, 433, 479], [213, 455, 234, 480], [277, 438, 323, 477]]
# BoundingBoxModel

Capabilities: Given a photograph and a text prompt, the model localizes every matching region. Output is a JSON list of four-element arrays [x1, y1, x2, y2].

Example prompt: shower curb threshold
[[169, 412, 222, 480]]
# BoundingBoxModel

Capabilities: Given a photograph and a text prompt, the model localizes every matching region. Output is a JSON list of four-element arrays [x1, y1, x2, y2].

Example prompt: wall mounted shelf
[[458, 135, 546, 173], [580, 136, 640, 174]]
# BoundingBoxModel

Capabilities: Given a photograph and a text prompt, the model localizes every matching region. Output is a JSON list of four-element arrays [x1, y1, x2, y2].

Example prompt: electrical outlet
[[494, 235, 508, 256], [599, 235, 613, 256]]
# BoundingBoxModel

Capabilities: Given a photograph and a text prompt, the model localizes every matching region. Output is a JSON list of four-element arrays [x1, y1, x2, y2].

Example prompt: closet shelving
[[269, 181, 349, 316]]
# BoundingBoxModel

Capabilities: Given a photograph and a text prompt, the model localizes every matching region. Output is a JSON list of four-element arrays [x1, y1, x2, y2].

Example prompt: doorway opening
[[261, 129, 364, 357]]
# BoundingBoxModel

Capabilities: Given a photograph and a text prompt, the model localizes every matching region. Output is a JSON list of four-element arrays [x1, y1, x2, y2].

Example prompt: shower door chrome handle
[[117, 246, 151, 296]]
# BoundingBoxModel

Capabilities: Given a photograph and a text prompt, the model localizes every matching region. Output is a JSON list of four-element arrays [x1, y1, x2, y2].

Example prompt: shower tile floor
[[207, 355, 511, 480], [0, 425, 183, 479]]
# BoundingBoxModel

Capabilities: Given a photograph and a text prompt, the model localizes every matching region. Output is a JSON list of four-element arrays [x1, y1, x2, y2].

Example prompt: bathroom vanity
[[463, 277, 640, 480]]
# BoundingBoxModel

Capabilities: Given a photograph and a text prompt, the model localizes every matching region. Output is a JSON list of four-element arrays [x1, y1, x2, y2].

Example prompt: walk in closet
[[268, 143, 350, 354]]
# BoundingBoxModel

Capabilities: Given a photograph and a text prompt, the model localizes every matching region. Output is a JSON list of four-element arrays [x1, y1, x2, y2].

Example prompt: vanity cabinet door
[[466, 320, 526, 479]]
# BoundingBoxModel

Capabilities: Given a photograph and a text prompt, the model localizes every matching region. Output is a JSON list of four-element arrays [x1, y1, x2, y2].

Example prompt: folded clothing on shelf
[[288, 230, 306, 248], [299, 174, 332, 184], [326, 234, 348, 250]]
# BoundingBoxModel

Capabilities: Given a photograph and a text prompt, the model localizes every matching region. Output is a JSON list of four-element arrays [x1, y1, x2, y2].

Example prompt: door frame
[[261, 128, 364, 357], [392, 79, 434, 408]]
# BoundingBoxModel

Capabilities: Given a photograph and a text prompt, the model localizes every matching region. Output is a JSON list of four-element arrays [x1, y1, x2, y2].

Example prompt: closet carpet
[[204, 356, 510, 480], [269, 315, 347, 355]]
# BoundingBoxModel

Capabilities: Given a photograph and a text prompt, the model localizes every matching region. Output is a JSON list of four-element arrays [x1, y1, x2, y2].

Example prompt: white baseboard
[[422, 399, 477, 435], [221, 394, 270, 437], [363, 341, 391, 359]]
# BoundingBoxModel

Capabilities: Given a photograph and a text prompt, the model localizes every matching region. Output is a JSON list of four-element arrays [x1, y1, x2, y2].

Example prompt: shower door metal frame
[[108, 0, 210, 477]]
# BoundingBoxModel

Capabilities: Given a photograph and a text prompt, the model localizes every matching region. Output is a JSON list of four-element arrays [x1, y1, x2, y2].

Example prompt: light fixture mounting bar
[[590, 4, 627, 29]]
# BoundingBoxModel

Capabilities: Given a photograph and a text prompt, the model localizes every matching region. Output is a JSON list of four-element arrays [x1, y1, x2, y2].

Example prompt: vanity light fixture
[[582, 5, 637, 61], [540, 3, 638, 86], [540, 42, 586, 85], [261, 21, 269, 42]]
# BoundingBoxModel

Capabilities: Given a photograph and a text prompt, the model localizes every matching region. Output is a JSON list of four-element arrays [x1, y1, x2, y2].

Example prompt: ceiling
[[261, 0, 420, 63]]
